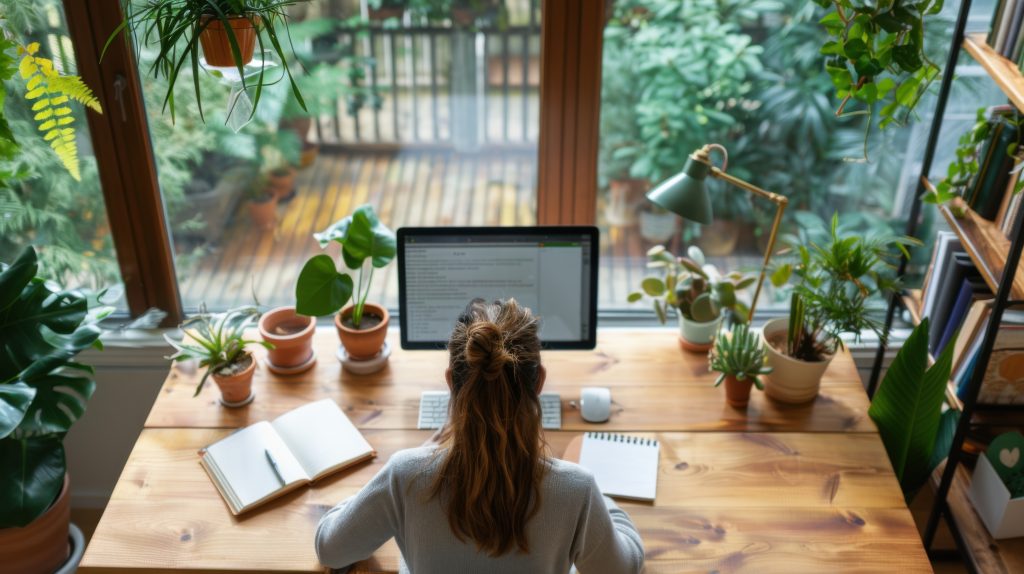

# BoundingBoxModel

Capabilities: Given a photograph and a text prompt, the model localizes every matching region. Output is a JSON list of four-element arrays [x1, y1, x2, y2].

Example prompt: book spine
[[979, 119, 1020, 220], [992, 0, 1008, 47], [1007, 0, 1024, 58]]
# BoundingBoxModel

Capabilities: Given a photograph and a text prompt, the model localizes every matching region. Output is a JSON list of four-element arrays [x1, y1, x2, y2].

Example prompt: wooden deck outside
[[179, 150, 763, 312]]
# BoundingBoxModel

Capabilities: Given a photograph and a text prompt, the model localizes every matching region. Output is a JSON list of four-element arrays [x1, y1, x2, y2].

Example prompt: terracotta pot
[[211, 354, 256, 405], [604, 178, 648, 226], [761, 317, 834, 404], [259, 306, 316, 373], [678, 313, 723, 348], [299, 142, 319, 168], [267, 167, 296, 199], [335, 303, 389, 361], [248, 195, 277, 230], [369, 7, 405, 20], [0, 474, 71, 574], [199, 15, 260, 67], [696, 220, 741, 257], [723, 375, 754, 409]]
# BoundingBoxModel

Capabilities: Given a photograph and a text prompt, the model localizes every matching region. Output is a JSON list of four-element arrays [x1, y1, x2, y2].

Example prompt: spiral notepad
[[578, 432, 660, 501]]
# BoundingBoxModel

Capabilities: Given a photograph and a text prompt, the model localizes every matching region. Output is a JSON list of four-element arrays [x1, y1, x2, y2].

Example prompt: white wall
[[64, 337, 169, 509]]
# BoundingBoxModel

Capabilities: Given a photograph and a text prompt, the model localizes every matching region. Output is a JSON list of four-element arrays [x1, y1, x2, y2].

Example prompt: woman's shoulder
[[383, 446, 440, 475], [544, 458, 599, 494]]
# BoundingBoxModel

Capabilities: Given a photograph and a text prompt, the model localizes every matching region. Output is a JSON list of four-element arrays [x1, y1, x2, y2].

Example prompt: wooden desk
[[81, 329, 931, 573]]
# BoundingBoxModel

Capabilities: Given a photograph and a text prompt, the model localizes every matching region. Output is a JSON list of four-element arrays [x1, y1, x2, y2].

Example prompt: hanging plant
[[816, 0, 943, 159]]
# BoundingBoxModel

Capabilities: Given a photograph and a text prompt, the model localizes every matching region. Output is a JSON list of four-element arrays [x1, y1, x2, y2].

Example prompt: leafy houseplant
[[105, 0, 310, 122], [628, 245, 756, 350], [164, 306, 272, 406], [815, 0, 942, 158], [869, 317, 958, 501], [710, 323, 772, 409], [296, 204, 396, 361], [0, 247, 110, 572], [764, 213, 916, 403]]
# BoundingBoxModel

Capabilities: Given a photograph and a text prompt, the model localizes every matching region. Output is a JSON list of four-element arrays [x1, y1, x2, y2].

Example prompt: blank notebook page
[[578, 432, 660, 501]]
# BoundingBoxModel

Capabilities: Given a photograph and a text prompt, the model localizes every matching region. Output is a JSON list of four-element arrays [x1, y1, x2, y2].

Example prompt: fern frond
[[16, 41, 102, 182]]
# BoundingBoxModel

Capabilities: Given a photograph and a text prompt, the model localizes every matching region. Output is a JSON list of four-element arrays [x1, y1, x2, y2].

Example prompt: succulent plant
[[629, 245, 756, 324], [709, 323, 772, 388]]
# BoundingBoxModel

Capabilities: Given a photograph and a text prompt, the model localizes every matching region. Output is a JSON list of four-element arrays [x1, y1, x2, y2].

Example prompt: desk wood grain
[[144, 329, 874, 433], [79, 429, 926, 573]]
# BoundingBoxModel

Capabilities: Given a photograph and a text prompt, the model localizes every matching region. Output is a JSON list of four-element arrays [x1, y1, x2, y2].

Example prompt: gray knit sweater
[[315, 446, 645, 574]]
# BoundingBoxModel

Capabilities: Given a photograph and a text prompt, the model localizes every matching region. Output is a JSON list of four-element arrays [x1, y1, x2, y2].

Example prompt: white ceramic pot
[[639, 209, 678, 243], [761, 317, 833, 404], [678, 313, 723, 345]]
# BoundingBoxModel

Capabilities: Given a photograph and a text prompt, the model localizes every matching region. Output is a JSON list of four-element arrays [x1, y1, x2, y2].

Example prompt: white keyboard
[[418, 391, 562, 430]]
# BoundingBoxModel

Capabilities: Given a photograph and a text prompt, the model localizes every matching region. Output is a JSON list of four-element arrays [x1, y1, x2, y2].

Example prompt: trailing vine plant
[[925, 107, 1024, 205], [816, 0, 943, 160]]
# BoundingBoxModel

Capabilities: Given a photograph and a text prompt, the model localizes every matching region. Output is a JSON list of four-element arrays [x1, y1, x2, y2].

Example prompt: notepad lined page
[[578, 432, 659, 501]]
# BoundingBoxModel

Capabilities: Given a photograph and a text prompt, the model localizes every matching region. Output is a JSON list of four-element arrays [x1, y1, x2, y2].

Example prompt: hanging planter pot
[[199, 15, 261, 67]]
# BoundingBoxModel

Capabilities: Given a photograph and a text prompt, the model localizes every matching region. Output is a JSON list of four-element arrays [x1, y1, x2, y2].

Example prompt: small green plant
[[1, 246, 112, 527], [771, 213, 917, 361], [925, 107, 1024, 205], [709, 323, 772, 389], [104, 0, 310, 123], [816, 0, 942, 159], [295, 204, 396, 328], [628, 245, 756, 324], [164, 306, 271, 396]]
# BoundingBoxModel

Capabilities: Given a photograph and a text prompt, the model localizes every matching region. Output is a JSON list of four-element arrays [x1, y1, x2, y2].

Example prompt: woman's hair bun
[[464, 321, 512, 379]]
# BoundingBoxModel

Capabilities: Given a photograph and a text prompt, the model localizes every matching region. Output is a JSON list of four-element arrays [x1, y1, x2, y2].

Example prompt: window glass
[[0, 0, 125, 304], [596, 0, 984, 315], [133, 0, 541, 313]]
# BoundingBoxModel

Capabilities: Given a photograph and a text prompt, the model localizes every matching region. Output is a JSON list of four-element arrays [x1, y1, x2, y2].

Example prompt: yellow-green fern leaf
[[16, 42, 102, 181]]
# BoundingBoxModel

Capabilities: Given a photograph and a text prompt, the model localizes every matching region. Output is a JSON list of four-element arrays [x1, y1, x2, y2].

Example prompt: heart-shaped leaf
[[295, 254, 354, 317]]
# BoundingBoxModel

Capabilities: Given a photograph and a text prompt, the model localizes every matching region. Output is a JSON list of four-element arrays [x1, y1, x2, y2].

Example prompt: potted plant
[[638, 204, 677, 243], [0, 247, 111, 573], [247, 182, 278, 231], [295, 204, 396, 361], [259, 306, 316, 375], [764, 214, 914, 403], [164, 306, 272, 407], [629, 245, 755, 352], [369, 0, 407, 21], [710, 323, 772, 409], [105, 0, 311, 122]]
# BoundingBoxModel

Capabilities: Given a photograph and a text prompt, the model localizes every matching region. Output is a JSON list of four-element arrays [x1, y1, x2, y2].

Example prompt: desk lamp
[[646, 143, 788, 320]]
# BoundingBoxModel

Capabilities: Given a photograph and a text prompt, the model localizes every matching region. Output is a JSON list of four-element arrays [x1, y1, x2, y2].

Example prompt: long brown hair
[[429, 298, 546, 556]]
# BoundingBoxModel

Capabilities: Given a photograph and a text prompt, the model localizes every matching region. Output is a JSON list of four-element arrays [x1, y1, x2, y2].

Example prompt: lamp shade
[[645, 156, 713, 224]]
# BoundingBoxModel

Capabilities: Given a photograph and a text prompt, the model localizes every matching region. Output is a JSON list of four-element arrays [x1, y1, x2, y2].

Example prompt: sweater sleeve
[[314, 456, 403, 570], [570, 476, 645, 574]]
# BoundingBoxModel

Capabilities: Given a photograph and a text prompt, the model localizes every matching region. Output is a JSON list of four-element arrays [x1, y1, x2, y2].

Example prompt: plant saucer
[[219, 391, 255, 408], [678, 336, 713, 354], [266, 352, 317, 376], [337, 341, 391, 375]]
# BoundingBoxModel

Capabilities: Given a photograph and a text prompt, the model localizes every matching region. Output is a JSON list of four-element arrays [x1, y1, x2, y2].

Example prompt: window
[[132, 0, 541, 313], [594, 0, 967, 314], [1, 1, 125, 305]]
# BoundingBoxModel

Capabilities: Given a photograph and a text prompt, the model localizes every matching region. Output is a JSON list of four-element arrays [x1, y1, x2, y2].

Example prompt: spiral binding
[[585, 431, 658, 447]]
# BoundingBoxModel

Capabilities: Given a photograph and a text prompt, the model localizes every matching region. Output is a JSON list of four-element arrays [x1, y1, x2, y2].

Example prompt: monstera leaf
[[0, 246, 106, 527]]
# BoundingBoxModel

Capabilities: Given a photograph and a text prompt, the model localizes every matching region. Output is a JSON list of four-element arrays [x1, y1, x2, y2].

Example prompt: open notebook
[[578, 432, 660, 501], [199, 399, 376, 515]]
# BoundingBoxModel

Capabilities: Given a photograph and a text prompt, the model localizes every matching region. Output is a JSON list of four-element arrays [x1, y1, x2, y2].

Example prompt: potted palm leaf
[[765, 214, 915, 403], [0, 247, 111, 573], [629, 245, 755, 352], [710, 323, 772, 409], [164, 306, 272, 407], [104, 0, 310, 122], [295, 204, 396, 364]]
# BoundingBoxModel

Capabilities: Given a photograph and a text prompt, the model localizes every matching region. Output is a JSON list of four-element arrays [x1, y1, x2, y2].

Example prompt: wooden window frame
[[56, 0, 601, 320]]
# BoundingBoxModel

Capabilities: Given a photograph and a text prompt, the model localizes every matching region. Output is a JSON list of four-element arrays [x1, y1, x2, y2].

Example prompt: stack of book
[[919, 233, 1024, 405], [989, 0, 1024, 63], [963, 106, 1023, 228]]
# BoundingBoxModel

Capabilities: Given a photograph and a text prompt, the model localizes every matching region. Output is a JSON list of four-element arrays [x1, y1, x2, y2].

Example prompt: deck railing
[[312, 11, 541, 150]]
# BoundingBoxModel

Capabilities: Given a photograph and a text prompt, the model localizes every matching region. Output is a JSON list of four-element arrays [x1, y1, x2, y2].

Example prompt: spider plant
[[164, 305, 272, 396], [103, 0, 309, 123]]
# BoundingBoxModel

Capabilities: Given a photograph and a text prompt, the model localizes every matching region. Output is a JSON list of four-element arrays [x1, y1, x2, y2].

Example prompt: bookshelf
[[869, 3, 1024, 571]]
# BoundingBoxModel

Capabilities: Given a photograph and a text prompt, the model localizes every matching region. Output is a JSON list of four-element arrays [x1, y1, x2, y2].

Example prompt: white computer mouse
[[580, 387, 611, 423]]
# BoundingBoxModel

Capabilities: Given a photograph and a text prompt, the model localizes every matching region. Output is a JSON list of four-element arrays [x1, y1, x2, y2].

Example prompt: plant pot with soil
[[248, 188, 278, 231], [259, 306, 316, 374], [710, 323, 771, 409], [629, 245, 756, 352], [0, 247, 112, 574], [199, 14, 260, 66], [296, 204, 396, 369], [267, 166, 297, 199], [165, 306, 273, 407], [764, 214, 917, 403]]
